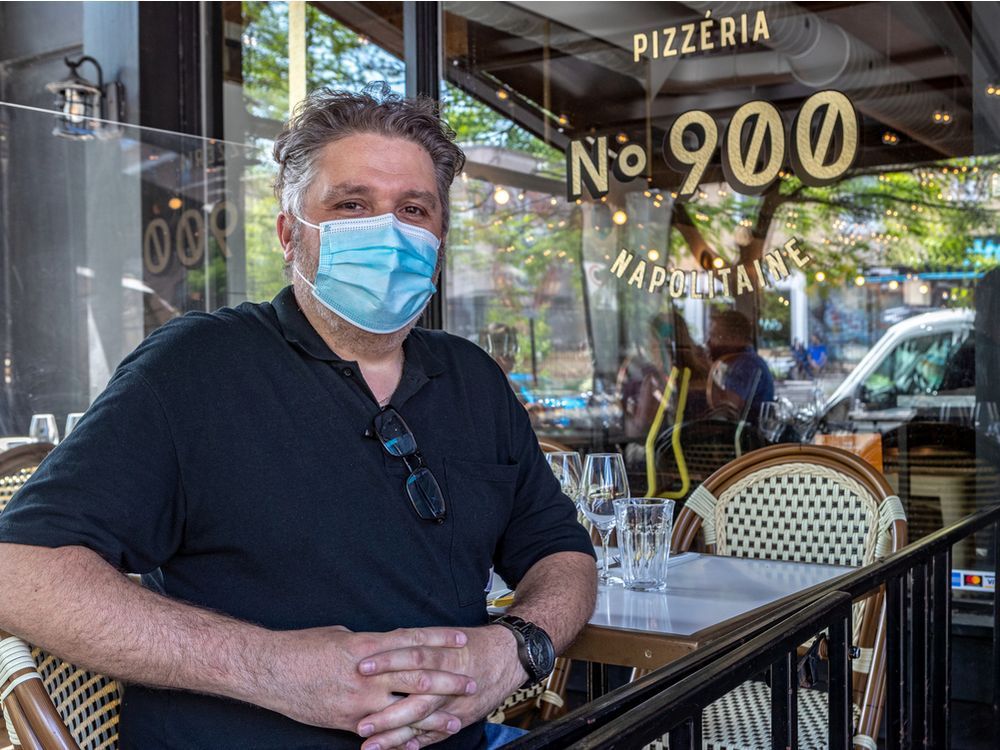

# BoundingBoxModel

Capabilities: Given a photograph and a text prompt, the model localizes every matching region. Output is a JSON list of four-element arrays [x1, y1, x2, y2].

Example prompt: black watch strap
[[491, 614, 556, 688]]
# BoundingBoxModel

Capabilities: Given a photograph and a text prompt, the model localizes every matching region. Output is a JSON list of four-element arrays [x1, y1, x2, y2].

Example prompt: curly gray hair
[[273, 82, 466, 235]]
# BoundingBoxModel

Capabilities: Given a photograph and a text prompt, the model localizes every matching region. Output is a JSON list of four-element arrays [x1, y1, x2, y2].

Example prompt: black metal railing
[[512, 502, 1000, 750]]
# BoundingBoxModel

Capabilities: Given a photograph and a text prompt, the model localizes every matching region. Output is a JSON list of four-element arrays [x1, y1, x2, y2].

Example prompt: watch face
[[525, 629, 556, 679]]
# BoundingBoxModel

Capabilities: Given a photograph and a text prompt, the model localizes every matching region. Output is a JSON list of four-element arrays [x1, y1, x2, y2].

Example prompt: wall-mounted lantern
[[45, 55, 123, 140]]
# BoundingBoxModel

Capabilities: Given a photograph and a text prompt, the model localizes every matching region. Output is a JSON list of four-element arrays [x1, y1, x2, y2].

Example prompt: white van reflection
[[816, 308, 975, 434]]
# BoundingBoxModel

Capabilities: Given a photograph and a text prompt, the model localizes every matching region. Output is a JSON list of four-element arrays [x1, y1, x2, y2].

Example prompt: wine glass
[[64, 412, 85, 438], [28, 414, 59, 445], [582, 452, 630, 585], [544, 451, 583, 508]]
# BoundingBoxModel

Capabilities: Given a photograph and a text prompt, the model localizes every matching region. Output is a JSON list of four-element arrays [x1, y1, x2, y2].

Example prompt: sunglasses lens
[[373, 409, 417, 457], [406, 467, 446, 521]]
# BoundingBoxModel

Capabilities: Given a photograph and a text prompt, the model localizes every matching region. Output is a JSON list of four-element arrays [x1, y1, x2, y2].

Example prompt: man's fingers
[[359, 646, 466, 676], [394, 729, 452, 750], [378, 669, 476, 697], [378, 627, 468, 651], [358, 698, 462, 749], [368, 720, 455, 750]]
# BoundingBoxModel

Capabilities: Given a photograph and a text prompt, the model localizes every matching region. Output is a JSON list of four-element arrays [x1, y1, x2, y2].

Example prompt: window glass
[[441, 1, 1000, 576], [0, 1, 403, 442]]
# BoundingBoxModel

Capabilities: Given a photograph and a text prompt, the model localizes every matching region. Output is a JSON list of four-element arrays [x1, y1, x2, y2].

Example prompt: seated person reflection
[[0, 85, 596, 750], [706, 310, 775, 425]]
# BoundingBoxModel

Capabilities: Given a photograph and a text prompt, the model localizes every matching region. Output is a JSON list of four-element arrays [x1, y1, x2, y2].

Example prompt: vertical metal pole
[[403, 1, 444, 331], [886, 574, 905, 750], [911, 563, 928, 748], [770, 651, 796, 750], [668, 717, 694, 750], [587, 661, 608, 702], [829, 604, 852, 750], [930, 550, 951, 748]]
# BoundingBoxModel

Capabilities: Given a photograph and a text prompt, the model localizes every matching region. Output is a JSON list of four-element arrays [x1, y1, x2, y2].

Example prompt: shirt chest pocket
[[444, 457, 518, 607]]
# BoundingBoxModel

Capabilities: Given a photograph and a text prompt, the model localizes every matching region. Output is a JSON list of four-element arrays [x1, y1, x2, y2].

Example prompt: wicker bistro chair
[[0, 444, 123, 750], [668, 444, 907, 750], [0, 634, 121, 750]]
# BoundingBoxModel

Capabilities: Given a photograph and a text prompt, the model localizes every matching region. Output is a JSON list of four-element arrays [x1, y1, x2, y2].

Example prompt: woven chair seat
[[645, 680, 862, 750]]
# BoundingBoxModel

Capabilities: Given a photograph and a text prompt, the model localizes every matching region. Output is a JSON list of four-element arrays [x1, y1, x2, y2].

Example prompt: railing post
[[910, 563, 928, 747], [886, 573, 905, 750], [667, 715, 702, 750], [929, 549, 951, 748], [770, 651, 796, 750], [828, 602, 852, 750], [588, 662, 608, 702]]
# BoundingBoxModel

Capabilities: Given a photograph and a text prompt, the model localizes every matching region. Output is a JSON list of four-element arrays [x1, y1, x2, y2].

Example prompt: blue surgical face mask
[[294, 212, 440, 334]]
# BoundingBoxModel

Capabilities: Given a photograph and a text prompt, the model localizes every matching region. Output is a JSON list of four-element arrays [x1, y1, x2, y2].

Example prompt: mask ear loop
[[294, 214, 321, 231], [293, 265, 316, 290]]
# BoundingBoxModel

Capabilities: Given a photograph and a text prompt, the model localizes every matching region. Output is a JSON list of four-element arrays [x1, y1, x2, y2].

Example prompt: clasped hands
[[271, 623, 527, 750]]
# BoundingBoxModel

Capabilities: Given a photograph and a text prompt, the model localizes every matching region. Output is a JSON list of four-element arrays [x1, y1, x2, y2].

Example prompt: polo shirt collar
[[270, 286, 445, 378]]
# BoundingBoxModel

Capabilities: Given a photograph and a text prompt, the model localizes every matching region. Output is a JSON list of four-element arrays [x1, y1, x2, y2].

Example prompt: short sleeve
[[492, 386, 595, 587], [0, 368, 184, 573]]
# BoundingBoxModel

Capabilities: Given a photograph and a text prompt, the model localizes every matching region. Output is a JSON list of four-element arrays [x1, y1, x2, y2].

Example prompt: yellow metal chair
[[644, 367, 691, 499]]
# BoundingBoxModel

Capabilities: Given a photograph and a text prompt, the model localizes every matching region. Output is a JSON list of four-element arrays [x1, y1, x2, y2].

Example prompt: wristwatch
[[491, 614, 556, 687]]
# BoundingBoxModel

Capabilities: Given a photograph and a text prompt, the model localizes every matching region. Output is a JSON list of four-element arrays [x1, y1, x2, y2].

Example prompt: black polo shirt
[[0, 286, 594, 750]]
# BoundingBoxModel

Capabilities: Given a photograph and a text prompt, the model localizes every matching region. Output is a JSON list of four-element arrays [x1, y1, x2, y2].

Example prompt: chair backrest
[[671, 443, 907, 750], [673, 443, 906, 563], [654, 415, 764, 499], [0, 631, 122, 750], [0, 444, 55, 515]]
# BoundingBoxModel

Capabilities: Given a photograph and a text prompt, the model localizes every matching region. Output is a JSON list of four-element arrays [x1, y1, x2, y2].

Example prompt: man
[[0, 85, 596, 750], [706, 309, 774, 424]]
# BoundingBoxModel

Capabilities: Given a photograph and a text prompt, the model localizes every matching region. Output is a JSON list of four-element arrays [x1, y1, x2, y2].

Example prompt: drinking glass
[[64, 412, 85, 438], [544, 451, 583, 509], [974, 401, 1000, 439], [614, 497, 675, 591], [582, 452, 630, 585], [759, 401, 784, 443], [28, 414, 59, 444], [940, 402, 972, 425]]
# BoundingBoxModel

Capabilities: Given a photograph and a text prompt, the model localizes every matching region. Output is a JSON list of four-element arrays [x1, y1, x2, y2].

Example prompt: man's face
[[278, 133, 445, 348], [282, 132, 443, 263], [708, 323, 743, 360]]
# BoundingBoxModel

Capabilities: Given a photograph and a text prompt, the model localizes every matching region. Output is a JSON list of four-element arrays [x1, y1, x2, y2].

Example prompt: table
[[563, 552, 853, 671], [813, 432, 884, 472], [0, 437, 36, 452]]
